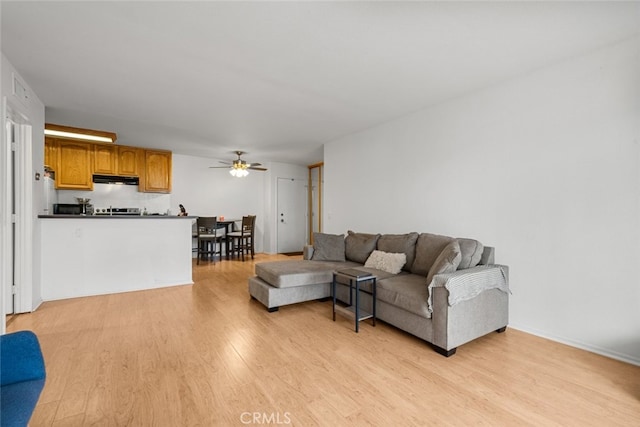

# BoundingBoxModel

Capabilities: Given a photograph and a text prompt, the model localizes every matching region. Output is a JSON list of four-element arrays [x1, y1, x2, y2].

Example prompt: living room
[[1, 2, 639, 425]]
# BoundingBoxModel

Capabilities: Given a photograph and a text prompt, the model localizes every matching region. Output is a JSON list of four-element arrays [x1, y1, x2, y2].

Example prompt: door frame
[[307, 162, 323, 245], [1, 97, 34, 332], [0, 98, 9, 332]]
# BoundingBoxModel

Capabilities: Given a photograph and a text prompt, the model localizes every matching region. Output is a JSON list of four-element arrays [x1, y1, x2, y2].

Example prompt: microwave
[[53, 203, 82, 215]]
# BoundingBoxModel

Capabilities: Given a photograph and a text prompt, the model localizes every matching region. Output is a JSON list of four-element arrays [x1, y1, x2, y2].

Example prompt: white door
[[277, 178, 307, 253], [3, 112, 20, 315], [2, 100, 33, 321]]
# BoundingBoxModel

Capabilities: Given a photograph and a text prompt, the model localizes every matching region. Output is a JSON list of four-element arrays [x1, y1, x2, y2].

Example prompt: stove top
[[93, 207, 141, 216]]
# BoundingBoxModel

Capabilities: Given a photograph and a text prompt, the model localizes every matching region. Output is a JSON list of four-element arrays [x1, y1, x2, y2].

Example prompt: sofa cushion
[[376, 274, 431, 319], [345, 231, 380, 264], [457, 238, 484, 269], [411, 233, 455, 276], [364, 250, 406, 274], [377, 232, 419, 272], [311, 233, 345, 261], [256, 260, 359, 288], [426, 241, 462, 285]]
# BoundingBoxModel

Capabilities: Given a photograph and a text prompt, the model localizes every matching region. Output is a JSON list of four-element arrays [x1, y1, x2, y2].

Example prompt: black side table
[[332, 269, 377, 333]]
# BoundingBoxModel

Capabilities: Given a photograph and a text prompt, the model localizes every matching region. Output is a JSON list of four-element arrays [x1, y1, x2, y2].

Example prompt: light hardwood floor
[[8, 254, 640, 426]]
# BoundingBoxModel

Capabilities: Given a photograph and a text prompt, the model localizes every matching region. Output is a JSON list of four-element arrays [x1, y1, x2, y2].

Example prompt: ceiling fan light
[[229, 168, 249, 177]]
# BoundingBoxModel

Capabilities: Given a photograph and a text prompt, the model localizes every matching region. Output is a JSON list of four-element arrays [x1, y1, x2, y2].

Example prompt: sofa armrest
[[0, 331, 46, 387], [430, 265, 510, 352], [428, 264, 509, 312], [1, 330, 47, 427], [303, 245, 314, 260]]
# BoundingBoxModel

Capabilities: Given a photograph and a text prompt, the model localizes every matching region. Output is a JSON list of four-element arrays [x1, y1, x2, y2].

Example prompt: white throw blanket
[[427, 265, 510, 313]]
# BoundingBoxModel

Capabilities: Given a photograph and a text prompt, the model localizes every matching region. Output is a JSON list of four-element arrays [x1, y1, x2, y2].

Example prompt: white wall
[[171, 155, 308, 254], [324, 36, 640, 365], [1, 53, 45, 321], [170, 153, 267, 252]]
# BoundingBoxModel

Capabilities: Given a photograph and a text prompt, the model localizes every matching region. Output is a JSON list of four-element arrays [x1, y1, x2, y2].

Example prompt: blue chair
[[1, 330, 46, 427]]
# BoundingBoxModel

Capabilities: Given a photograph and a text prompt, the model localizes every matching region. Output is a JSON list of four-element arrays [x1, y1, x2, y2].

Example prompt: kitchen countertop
[[38, 215, 198, 219]]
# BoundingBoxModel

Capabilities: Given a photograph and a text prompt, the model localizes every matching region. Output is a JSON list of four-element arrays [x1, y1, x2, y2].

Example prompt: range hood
[[92, 174, 139, 185]]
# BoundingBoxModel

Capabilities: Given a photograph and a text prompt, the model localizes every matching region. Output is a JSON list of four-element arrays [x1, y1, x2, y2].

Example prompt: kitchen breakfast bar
[[39, 215, 195, 301]]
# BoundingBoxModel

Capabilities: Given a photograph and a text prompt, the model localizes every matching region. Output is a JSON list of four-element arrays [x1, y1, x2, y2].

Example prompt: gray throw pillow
[[311, 232, 346, 261], [377, 232, 419, 272], [457, 238, 484, 269], [411, 233, 455, 276], [426, 241, 462, 285], [345, 231, 380, 264]]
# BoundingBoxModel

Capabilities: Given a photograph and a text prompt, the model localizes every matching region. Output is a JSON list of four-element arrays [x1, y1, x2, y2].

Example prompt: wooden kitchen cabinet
[[43, 123, 172, 192], [92, 144, 140, 176], [94, 144, 117, 174], [117, 146, 140, 176], [140, 149, 172, 193], [44, 137, 57, 170], [56, 140, 93, 190]]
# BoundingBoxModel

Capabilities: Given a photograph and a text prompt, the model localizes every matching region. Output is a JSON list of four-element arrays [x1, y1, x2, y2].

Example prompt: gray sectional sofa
[[248, 231, 509, 356]]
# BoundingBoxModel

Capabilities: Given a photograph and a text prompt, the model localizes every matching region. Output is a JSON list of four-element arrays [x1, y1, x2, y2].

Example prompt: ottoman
[[248, 259, 359, 311]]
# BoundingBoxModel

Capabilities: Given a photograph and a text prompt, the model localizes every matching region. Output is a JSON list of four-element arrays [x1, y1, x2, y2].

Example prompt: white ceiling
[[2, 1, 639, 165]]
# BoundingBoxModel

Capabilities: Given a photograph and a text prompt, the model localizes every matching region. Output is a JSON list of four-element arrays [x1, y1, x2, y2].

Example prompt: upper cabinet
[[140, 149, 172, 193], [94, 144, 117, 175], [44, 124, 172, 193], [56, 140, 93, 190], [44, 137, 57, 170], [117, 146, 140, 176], [91, 144, 141, 177]]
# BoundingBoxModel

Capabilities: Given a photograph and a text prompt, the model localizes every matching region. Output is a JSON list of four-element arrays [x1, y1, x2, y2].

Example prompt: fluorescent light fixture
[[44, 129, 114, 143]]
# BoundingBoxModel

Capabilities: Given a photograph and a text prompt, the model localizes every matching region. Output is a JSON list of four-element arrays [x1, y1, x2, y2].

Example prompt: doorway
[[307, 162, 323, 244], [276, 177, 307, 254]]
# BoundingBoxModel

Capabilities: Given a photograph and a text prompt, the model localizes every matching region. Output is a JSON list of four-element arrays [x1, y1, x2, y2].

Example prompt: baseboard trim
[[509, 324, 640, 367]]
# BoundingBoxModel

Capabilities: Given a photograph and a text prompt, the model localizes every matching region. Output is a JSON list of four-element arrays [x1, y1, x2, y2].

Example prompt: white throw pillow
[[364, 250, 406, 274]]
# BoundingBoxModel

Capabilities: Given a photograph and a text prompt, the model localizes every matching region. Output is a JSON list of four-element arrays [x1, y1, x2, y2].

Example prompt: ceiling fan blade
[[211, 152, 266, 170]]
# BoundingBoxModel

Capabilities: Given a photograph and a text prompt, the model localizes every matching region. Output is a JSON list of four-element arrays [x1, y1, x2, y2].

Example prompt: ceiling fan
[[209, 151, 267, 177]]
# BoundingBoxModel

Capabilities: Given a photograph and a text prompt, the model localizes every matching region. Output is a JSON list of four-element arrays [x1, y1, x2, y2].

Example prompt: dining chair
[[192, 220, 199, 255], [196, 216, 223, 264], [227, 215, 256, 261], [248, 215, 256, 258]]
